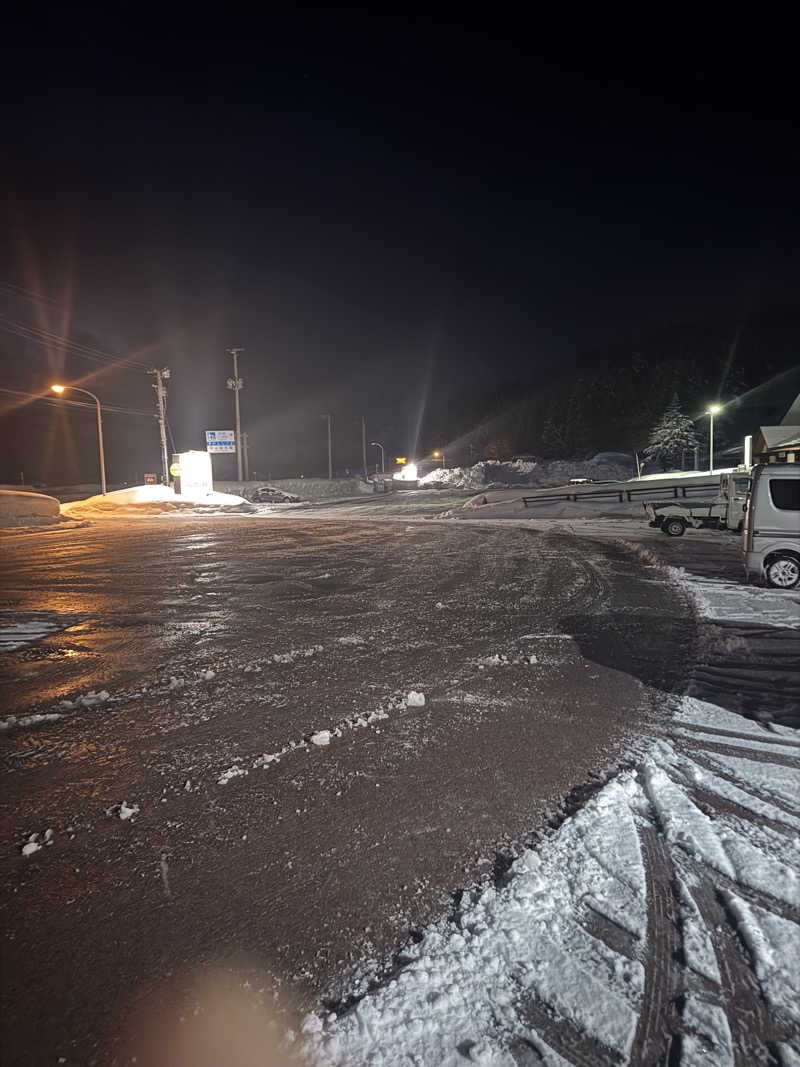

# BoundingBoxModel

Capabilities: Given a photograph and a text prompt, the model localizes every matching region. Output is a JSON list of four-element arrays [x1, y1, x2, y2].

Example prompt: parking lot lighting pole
[[706, 404, 721, 474], [51, 384, 107, 494], [371, 441, 385, 474]]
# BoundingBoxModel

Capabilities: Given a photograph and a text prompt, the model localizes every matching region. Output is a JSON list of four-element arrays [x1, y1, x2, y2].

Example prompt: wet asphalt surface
[[0, 516, 698, 1065]]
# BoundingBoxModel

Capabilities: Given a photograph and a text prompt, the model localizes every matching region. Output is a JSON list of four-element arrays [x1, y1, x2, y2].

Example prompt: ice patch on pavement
[[0, 611, 80, 652]]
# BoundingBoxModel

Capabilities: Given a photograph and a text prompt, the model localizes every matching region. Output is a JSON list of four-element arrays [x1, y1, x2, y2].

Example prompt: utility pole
[[242, 432, 250, 481], [325, 414, 333, 479], [226, 348, 244, 482], [361, 416, 368, 480], [148, 367, 171, 484]]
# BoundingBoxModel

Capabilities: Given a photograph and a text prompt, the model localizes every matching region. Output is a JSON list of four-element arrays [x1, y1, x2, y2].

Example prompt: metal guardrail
[[522, 481, 717, 507]]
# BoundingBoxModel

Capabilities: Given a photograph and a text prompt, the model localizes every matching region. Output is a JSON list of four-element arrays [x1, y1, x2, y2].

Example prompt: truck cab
[[743, 463, 800, 588]]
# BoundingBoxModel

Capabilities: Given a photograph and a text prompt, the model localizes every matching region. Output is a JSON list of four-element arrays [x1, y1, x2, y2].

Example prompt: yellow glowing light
[[51, 385, 65, 394], [395, 457, 407, 464], [432, 450, 441, 457], [707, 404, 722, 415]]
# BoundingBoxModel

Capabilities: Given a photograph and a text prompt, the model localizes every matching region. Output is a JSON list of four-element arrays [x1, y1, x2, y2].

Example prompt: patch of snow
[[405, 691, 425, 707], [336, 635, 365, 646], [271, 644, 324, 664], [1, 712, 66, 731], [676, 876, 721, 983], [667, 567, 800, 630], [674, 697, 800, 741], [724, 893, 800, 1024], [642, 753, 798, 905], [118, 801, 139, 821], [21, 835, 42, 857], [680, 994, 734, 1066], [218, 765, 248, 785], [310, 730, 332, 747], [693, 751, 800, 815]]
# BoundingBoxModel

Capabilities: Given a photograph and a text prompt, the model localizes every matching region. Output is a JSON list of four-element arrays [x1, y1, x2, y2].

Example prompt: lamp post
[[432, 449, 445, 469], [706, 404, 722, 474], [51, 384, 107, 495], [370, 441, 385, 475]]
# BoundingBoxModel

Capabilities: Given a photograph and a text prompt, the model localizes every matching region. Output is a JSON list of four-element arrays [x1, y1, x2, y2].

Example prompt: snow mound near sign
[[419, 456, 633, 490], [61, 484, 250, 517]]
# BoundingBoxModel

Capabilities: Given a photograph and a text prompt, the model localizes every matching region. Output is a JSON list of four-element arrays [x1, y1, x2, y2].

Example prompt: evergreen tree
[[540, 414, 567, 457], [643, 394, 699, 471]]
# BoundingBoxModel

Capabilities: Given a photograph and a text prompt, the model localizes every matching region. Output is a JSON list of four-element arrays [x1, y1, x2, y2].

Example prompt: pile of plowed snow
[[0, 489, 61, 526], [61, 484, 251, 517], [420, 456, 633, 490]]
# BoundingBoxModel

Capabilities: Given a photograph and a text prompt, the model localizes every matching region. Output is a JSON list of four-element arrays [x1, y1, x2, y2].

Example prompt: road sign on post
[[205, 430, 236, 453]]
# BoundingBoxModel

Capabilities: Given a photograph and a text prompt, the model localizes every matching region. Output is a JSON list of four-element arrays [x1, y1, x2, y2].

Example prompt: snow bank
[[0, 488, 60, 526], [419, 456, 633, 490], [61, 484, 250, 517]]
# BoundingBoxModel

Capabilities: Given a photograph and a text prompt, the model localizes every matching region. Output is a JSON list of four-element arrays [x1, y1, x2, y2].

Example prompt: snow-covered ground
[[667, 567, 800, 630], [61, 484, 250, 517], [299, 553, 800, 1066]]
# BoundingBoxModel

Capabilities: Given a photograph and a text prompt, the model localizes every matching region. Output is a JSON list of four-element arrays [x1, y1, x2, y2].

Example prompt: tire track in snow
[[630, 824, 682, 1065]]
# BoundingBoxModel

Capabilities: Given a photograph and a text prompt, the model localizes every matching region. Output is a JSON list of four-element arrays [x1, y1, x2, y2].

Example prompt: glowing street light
[[706, 403, 722, 474], [432, 449, 445, 469], [51, 384, 107, 495]]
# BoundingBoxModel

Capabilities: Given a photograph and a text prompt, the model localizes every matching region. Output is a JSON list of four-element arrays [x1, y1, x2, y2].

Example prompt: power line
[[0, 315, 150, 371], [0, 386, 152, 419]]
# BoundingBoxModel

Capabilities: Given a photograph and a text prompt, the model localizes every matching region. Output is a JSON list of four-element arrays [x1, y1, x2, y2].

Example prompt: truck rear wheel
[[765, 553, 800, 589], [663, 517, 685, 537]]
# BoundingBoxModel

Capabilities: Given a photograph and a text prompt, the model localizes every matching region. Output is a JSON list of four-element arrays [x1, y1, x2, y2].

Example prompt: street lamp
[[370, 441, 385, 475], [432, 449, 445, 469], [706, 404, 722, 474], [51, 384, 107, 495]]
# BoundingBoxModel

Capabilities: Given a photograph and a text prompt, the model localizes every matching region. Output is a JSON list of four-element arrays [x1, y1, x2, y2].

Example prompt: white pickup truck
[[645, 471, 751, 537]]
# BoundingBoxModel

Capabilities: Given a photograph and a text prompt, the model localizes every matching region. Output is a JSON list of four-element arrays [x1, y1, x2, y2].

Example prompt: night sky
[[2, 6, 798, 482]]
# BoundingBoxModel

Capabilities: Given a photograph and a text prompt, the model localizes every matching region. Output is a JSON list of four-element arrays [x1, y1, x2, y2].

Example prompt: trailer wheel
[[765, 553, 800, 590], [663, 517, 686, 537]]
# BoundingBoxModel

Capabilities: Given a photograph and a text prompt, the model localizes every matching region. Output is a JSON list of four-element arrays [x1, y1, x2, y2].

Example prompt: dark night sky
[[1, 4, 798, 482]]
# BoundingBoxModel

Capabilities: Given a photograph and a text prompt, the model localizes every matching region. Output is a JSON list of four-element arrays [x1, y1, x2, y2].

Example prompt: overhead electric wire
[[0, 386, 153, 419], [0, 280, 59, 306], [0, 315, 150, 371]]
